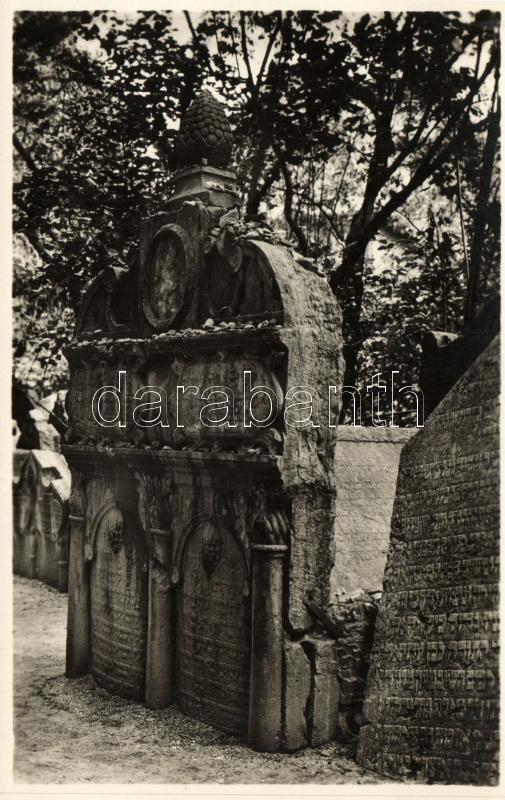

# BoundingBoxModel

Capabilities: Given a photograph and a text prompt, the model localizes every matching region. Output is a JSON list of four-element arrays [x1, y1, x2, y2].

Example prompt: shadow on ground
[[14, 576, 381, 784]]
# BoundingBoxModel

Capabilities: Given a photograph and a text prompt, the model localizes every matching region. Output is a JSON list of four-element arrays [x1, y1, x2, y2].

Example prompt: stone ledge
[[62, 444, 281, 475], [336, 426, 418, 444]]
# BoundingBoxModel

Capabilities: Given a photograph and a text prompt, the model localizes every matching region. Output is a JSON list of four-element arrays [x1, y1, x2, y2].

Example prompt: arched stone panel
[[176, 518, 251, 735], [89, 504, 148, 700]]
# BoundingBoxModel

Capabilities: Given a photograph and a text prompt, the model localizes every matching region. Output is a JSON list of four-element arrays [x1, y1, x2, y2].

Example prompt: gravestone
[[63, 91, 344, 750], [420, 296, 500, 418], [357, 336, 500, 783], [331, 426, 416, 598], [13, 449, 71, 591]]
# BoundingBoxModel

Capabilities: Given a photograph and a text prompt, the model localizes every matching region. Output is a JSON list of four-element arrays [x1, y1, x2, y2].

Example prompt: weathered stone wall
[[357, 336, 500, 784]]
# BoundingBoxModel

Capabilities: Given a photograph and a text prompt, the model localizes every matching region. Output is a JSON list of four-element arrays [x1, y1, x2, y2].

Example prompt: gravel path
[[13, 575, 380, 784]]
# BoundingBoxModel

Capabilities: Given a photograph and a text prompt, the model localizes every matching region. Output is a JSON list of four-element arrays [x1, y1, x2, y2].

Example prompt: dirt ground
[[13, 575, 381, 784]]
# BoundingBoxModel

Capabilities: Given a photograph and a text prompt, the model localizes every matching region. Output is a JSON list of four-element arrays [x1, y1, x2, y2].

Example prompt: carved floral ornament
[[48, 495, 64, 542], [134, 472, 173, 536], [171, 514, 250, 595]]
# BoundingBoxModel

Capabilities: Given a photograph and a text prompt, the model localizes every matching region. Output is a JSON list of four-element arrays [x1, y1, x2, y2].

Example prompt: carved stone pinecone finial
[[175, 90, 233, 170]]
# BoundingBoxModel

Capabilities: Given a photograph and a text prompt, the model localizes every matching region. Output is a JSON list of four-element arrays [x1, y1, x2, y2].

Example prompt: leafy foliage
[[13, 11, 500, 422]]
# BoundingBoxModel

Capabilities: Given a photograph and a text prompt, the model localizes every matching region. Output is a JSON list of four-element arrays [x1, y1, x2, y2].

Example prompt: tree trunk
[[246, 132, 270, 216], [329, 110, 393, 417], [330, 236, 367, 421]]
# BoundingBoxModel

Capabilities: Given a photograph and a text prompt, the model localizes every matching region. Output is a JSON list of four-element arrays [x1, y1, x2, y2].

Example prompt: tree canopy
[[13, 10, 500, 423]]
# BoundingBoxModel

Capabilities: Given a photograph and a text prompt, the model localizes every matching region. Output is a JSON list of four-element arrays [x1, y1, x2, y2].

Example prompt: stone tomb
[[357, 336, 500, 783], [63, 92, 344, 750], [13, 449, 71, 592]]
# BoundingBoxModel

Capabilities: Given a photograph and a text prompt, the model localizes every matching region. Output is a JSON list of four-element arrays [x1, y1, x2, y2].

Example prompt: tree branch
[[239, 12, 255, 94], [256, 161, 281, 204], [298, 193, 345, 244], [455, 154, 470, 284], [343, 114, 491, 273], [184, 11, 199, 43], [13, 132, 39, 172], [253, 13, 282, 101], [274, 147, 308, 254], [385, 47, 497, 183]]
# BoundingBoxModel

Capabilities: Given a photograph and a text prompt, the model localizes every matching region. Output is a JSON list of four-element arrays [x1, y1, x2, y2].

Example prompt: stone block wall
[[357, 336, 500, 784]]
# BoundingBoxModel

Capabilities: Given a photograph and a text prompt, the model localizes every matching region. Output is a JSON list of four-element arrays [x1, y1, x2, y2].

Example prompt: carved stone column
[[145, 528, 175, 709], [65, 476, 89, 677], [56, 537, 69, 593], [28, 528, 38, 579], [248, 542, 287, 752], [136, 473, 175, 709], [54, 493, 69, 593]]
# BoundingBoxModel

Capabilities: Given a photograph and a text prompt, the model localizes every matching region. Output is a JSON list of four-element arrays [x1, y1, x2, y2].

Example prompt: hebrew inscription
[[176, 520, 251, 735], [90, 505, 148, 700], [357, 337, 500, 785]]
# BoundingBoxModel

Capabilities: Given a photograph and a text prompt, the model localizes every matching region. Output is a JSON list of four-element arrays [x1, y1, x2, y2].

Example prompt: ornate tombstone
[[13, 450, 71, 592], [63, 91, 343, 750], [357, 336, 500, 783]]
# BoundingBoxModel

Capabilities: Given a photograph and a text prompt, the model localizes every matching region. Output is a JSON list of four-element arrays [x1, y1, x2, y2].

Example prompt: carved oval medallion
[[142, 224, 195, 330]]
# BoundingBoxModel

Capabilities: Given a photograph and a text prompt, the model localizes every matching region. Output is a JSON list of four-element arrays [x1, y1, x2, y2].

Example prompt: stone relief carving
[[134, 472, 173, 592], [106, 507, 123, 554], [172, 514, 250, 595], [135, 472, 172, 534], [200, 228, 283, 324], [49, 495, 63, 542], [76, 265, 133, 337], [141, 224, 196, 331]]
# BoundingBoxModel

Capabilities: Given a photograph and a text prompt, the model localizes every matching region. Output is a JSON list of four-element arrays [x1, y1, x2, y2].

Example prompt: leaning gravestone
[[63, 91, 344, 750], [357, 336, 500, 784]]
